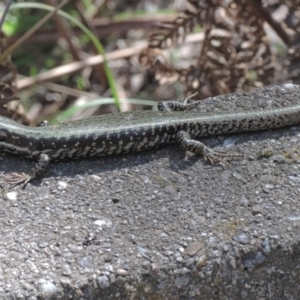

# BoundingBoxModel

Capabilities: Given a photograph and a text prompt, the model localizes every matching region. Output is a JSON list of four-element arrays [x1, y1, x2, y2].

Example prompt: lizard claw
[[203, 148, 243, 167], [4, 172, 31, 189]]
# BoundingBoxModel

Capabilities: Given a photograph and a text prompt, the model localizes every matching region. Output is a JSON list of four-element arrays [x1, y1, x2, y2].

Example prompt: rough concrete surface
[[1, 84, 300, 299]]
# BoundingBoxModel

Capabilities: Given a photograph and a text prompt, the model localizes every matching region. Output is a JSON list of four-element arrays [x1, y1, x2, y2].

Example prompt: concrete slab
[[0, 84, 300, 299]]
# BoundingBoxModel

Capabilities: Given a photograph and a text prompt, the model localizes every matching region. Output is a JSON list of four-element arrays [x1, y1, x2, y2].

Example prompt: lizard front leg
[[5, 153, 51, 189], [154, 93, 199, 111]]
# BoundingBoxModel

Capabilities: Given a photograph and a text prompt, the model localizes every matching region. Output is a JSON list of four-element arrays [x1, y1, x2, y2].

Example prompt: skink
[[1, 99, 300, 187]]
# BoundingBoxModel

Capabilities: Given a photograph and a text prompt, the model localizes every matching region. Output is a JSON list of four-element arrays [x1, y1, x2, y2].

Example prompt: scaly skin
[[1, 102, 300, 187]]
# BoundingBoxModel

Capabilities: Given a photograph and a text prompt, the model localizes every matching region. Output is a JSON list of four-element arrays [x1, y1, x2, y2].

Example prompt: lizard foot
[[203, 148, 243, 167], [4, 172, 31, 189]]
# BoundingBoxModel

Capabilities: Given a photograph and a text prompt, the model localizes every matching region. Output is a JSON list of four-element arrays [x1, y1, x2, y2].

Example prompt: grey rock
[[262, 237, 271, 254], [1, 85, 300, 299], [233, 233, 250, 245], [97, 275, 110, 289], [61, 264, 72, 276], [37, 279, 59, 299], [194, 255, 207, 271]]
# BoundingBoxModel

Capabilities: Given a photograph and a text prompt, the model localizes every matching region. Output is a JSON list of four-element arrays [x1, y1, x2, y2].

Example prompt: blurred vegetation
[[0, 0, 297, 125]]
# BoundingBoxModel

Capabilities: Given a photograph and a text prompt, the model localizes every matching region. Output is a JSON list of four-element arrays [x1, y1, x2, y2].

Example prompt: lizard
[[1, 93, 300, 188]]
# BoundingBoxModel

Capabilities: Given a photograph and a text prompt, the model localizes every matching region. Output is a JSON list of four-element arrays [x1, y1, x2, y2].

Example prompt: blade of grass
[[0, 2, 121, 110], [0, 0, 13, 31], [0, 0, 69, 64]]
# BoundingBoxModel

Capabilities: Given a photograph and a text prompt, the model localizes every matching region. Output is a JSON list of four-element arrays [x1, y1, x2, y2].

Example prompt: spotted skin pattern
[[2, 100, 300, 187]]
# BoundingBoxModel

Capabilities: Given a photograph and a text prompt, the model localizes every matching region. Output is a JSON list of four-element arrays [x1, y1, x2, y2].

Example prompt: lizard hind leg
[[176, 131, 243, 167]]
